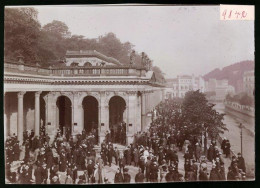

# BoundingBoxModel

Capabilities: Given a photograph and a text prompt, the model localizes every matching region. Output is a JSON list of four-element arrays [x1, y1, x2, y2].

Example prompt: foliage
[[182, 90, 227, 139], [4, 8, 155, 70], [4, 7, 41, 61], [226, 93, 254, 107], [153, 90, 227, 140]]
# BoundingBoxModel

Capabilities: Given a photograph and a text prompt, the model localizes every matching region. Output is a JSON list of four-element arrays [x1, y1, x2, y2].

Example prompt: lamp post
[[239, 123, 243, 156]]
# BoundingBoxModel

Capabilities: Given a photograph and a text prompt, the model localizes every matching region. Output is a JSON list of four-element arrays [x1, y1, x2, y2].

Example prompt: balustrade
[[4, 61, 136, 77]]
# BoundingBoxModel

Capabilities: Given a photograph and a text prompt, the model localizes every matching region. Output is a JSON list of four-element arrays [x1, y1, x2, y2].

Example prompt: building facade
[[165, 75, 205, 99], [243, 70, 254, 96], [205, 79, 235, 101], [4, 51, 165, 145]]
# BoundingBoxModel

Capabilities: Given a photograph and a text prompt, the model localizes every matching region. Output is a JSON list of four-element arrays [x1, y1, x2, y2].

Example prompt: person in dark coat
[[123, 168, 131, 183], [107, 148, 113, 167], [221, 138, 227, 152], [34, 166, 42, 184], [150, 161, 159, 182], [126, 148, 132, 166], [59, 150, 67, 172], [209, 165, 220, 181], [199, 168, 208, 181], [114, 168, 124, 183], [227, 167, 236, 180], [41, 163, 48, 184], [165, 167, 174, 182], [224, 140, 231, 158], [119, 155, 126, 171], [45, 147, 53, 169], [237, 153, 246, 173], [139, 156, 145, 173], [135, 168, 145, 183], [133, 148, 139, 167], [145, 157, 152, 181], [114, 147, 120, 165]]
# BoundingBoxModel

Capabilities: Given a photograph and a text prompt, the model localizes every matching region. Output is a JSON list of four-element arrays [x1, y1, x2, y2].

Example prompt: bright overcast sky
[[18, 5, 255, 78]]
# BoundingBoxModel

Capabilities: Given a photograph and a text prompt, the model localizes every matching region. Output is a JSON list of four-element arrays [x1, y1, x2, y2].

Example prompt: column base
[[127, 135, 134, 146], [99, 135, 105, 145]]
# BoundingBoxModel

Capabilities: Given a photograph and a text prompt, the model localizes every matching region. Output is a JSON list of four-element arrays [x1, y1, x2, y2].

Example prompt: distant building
[[243, 70, 254, 96], [206, 79, 235, 101], [165, 75, 205, 99]]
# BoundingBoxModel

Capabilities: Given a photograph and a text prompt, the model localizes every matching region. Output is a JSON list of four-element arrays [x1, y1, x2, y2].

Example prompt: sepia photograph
[[3, 4, 255, 184]]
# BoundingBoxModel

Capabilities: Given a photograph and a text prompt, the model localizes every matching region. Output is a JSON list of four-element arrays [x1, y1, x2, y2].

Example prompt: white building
[[205, 79, 235, 101], [166, 75, 205, 98]]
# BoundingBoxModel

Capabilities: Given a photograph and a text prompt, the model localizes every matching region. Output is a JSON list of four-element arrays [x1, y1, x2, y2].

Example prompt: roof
[[66, 50, 122, 65], [178, 75, 192, 79]]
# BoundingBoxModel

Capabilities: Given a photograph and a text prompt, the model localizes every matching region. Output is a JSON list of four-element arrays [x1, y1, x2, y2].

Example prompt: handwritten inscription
[[220, 5, 254, 20]]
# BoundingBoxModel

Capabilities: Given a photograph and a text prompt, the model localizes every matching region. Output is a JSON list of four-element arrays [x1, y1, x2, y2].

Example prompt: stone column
[[141, 92, 146, 132], [127, 91, 137, 145], [99, 91, 108, 144], [34, 91, 42, 136], [17, 91, 26, 144]]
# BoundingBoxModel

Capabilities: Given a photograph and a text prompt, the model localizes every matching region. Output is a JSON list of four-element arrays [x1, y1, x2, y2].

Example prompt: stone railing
[[4, 60, 146, 77], [224, 100, 255, 117]]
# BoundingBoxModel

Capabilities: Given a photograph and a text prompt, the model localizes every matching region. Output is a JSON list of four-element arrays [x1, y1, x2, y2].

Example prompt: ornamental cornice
[[126, 90, 138, 95]]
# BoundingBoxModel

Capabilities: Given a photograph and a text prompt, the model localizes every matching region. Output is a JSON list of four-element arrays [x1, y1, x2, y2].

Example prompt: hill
[[203, 60, 254, 92]]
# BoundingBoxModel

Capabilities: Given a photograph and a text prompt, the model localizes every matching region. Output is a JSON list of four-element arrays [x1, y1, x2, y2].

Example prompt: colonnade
[[4, 89, 165, 145]]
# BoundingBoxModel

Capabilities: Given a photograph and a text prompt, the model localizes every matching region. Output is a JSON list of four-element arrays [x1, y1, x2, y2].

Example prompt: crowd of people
[[5, 103, 247, 184]]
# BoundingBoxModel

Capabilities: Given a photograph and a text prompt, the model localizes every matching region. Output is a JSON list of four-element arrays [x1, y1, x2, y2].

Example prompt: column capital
[[17, 91, 26, 98], [35, 91, 42, 97]]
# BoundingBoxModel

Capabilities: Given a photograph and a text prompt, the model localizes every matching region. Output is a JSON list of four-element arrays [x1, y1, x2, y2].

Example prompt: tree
[[4, 7, 41, 61], [42, 20, 71, 39], [182, 90, 227, 139]]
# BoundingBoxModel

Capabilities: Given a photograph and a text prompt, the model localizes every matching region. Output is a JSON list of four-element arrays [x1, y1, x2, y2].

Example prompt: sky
[[19, 5, 255, 78]]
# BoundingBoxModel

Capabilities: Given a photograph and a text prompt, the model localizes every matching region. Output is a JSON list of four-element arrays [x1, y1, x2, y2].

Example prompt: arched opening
[[84, 62, 92, 66], [56, 96, 72, 137], [82, 96, 99, 138], [109, 96, 126, 145]]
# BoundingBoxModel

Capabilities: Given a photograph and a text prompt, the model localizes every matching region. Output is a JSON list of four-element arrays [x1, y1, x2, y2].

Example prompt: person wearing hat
[[135, 168, 145, 183], [221, 137, 227, 152], [209, 164, 220, 181], [87, 160, 95, 182], [114, 168, 124, 184], [123, 168, 131, 183], [133, 148, 139, 167], [41, 163, 48, 184], [207, 144, 214, 162], [114, 147, 120, 165], [199, 166, 208, 181], [223, 140, 231, 158], [145, 156, 152, 182], [237, 153, 246, 173], [227, 166, 236, 180]]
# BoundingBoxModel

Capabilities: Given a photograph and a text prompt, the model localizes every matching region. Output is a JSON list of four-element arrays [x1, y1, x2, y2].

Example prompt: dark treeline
[[4, 7, 163, 75]]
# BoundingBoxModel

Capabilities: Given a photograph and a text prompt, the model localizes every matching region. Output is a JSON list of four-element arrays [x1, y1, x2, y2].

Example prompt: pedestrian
[[114, 168, 124, 184], [123, 168, 131, 183], [237, 153, 246, 173], [135, 168, 145, 183]]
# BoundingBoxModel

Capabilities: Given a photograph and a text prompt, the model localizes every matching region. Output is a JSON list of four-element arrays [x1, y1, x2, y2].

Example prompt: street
[[213, 103, 255, 178]]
